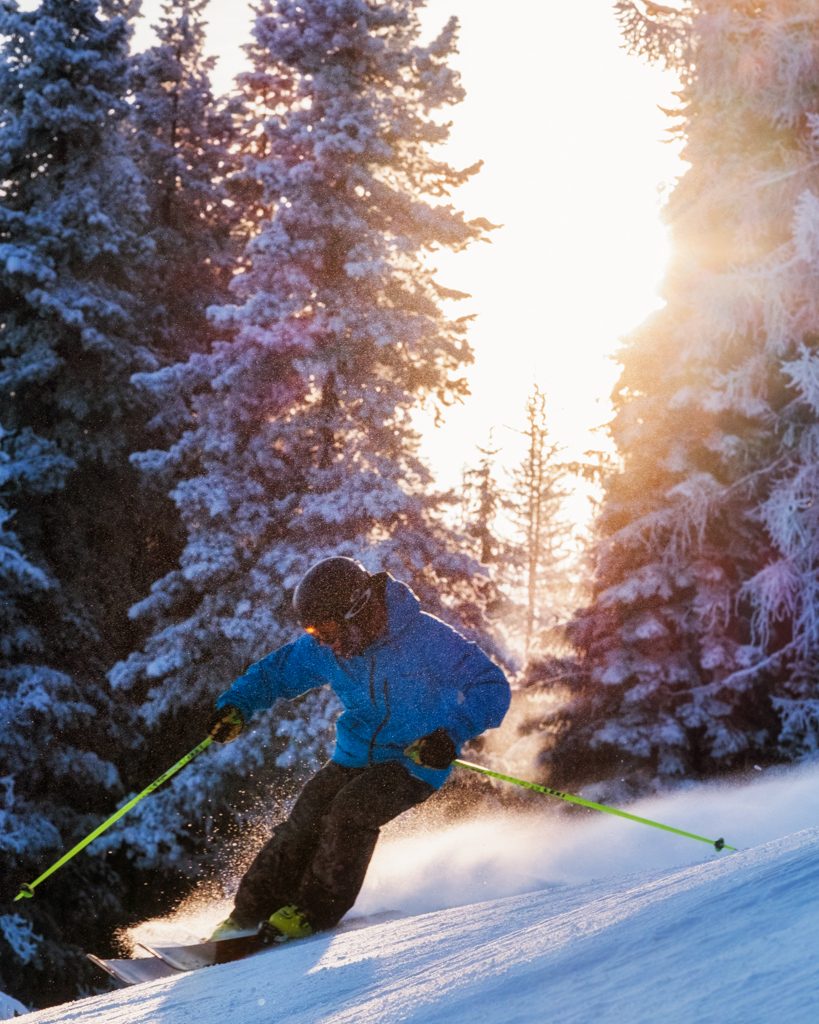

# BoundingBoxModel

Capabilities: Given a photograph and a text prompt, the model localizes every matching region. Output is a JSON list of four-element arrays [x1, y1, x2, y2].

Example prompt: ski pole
[[453, 759, 736, 852], [14, 735, 215, 902]]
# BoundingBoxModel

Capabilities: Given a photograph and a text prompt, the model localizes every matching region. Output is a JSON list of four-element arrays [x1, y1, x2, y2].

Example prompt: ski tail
[[87, 953, 182, 986]]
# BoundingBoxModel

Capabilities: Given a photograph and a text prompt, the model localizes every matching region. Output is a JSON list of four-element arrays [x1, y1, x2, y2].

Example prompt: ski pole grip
[[14, 883, 35, 902]]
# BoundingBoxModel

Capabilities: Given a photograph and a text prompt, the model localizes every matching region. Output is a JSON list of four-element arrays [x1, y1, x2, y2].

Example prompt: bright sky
[[135, 0, 683, 497]]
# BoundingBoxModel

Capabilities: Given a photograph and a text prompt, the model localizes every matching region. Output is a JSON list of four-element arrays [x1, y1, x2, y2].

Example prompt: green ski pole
[[14, 735, 215, 902], [453, 759, 736, 852]]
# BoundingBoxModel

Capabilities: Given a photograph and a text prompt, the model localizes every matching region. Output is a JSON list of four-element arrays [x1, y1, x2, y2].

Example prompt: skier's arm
[[406, 645, 509, 768], [214, 634, 333, 722], [445, 643, 511, 748]]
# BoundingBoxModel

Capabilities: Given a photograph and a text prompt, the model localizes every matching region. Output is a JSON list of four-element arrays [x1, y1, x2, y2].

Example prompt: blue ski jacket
[[216, 576, 511, 789]]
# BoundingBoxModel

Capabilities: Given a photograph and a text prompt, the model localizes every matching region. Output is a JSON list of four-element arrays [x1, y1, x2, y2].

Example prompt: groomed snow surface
[[16, 762, 819, 1023]]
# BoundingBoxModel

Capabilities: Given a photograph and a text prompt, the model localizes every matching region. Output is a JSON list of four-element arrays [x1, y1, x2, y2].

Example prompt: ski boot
[[209, 914, 257, 942], [260, 905, 314, 944]]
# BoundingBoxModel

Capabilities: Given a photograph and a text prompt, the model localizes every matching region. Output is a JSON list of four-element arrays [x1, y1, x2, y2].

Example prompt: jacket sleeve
[[215, 634, 333, 721], [445, 640, 511, 748]]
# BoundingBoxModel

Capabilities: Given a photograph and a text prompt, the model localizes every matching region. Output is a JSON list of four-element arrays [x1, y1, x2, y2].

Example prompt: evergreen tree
[[123, 0, 242, 708], [110, 0, 499, 878], [0, 429, 127, 1007], [128, 0, 239, 367], [556, 0, 819, 794], [0, 0, 160, 1005], [461, 435, 505, 568], [0, 0, 160, 663], [459, 436, 519, 658]]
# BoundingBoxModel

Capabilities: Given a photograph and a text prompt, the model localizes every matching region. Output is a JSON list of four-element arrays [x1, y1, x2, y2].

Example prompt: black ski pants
[[232, 759, 434, 931]]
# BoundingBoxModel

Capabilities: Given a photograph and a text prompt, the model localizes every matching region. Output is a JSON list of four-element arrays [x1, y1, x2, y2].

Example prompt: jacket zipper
[[368, 661, 391, 764]]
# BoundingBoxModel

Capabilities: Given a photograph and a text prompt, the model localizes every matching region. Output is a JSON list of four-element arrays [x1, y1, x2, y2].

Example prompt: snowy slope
[[0, 994, 27, 1020], [14, 765, 819, 1024], [16, 828, 819, 1024]]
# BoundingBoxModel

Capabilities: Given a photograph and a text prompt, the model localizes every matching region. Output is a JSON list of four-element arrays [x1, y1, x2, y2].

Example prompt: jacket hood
[[382, 576, 422, 639]]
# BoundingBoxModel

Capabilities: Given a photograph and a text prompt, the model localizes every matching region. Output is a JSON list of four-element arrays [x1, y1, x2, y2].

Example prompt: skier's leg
[[295, 761, 434, 930], [231, 760, 357, 926]]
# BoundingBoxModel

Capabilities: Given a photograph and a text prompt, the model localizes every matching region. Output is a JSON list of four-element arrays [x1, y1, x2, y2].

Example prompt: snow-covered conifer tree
[[461, 436, 506, 569], [554, 0, 819, 793], [111, 0, 499, 874], [0, 0, 162, 1004], [0, 434, 127, 1007], [123, 0, 242, 649], [0, 0, 161, 658], [128, 0, 239, 366]]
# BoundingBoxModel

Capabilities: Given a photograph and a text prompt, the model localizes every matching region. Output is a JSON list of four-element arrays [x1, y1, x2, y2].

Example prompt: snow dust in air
[[120, 760, 819, 949], [354, 760, 819, 917]]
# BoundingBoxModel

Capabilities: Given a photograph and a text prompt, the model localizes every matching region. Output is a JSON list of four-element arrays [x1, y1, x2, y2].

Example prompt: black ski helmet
[[292, 557, 371, 626]]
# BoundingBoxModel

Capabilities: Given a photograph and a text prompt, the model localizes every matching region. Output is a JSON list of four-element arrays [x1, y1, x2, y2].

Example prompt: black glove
[[407, 727, 456, 769], [207, 705, 244, 743]]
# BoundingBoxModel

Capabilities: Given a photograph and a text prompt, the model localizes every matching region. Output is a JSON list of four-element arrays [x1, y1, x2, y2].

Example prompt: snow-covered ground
[[14, 762, 819, 1023], [0, 994, 27, 1021]]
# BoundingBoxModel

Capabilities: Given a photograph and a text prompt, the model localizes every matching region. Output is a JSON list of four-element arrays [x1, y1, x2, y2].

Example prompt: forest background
[[3, 0, 819, 1011]]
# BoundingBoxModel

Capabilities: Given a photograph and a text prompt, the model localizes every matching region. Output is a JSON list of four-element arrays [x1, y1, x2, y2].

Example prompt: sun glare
[[136, 0, 683, 510], [415, 0, 683, 492]]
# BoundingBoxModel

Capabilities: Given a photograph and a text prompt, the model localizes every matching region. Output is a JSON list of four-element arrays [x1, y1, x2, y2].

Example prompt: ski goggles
[[304, 621, 344, 646], [304, 585, 373, 650]]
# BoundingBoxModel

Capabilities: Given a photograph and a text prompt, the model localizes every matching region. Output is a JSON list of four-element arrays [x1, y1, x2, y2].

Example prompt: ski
[[87, 953, 183, 987], [139, 928, 285, 970], [90, 910, 402, 983], [87, 932, 271, 984]]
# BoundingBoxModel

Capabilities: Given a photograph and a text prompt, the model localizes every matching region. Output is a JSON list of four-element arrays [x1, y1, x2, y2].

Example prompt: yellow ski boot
[[265, 905, 314, 942], [209, 914, 256, 942]]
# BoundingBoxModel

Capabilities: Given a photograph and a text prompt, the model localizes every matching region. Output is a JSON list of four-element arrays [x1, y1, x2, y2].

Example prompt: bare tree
[[509, 386, 575, 658]]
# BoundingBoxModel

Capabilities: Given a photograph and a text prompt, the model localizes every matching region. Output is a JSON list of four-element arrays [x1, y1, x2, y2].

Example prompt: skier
[[207, 556, 510, 943]]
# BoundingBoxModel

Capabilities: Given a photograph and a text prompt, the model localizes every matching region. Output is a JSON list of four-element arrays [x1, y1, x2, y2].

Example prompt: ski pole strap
[[452, 759, 736, 852], [14, 736, 215, 902]]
